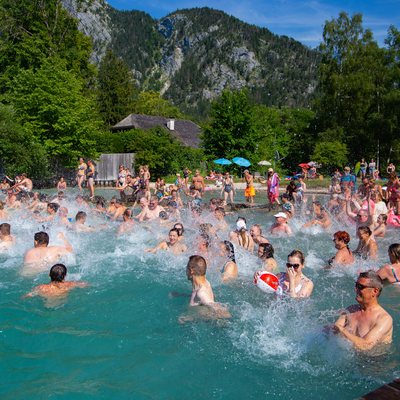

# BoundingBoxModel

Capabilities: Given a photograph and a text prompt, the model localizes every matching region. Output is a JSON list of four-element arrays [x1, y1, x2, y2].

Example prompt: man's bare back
[[25, 281, 87, 298]]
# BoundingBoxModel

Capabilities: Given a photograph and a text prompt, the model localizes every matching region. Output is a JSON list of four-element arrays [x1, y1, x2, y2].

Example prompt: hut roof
[[111, 114, 201, 148]]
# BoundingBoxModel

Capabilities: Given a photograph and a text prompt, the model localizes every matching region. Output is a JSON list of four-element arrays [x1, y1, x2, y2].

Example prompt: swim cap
[[236, 219, 246, 230], [274, 212, 287, 219], [254, 271, 279, 293]]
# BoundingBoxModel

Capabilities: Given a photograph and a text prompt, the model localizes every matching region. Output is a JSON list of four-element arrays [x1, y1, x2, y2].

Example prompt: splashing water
[[0, 188, 399, 399]]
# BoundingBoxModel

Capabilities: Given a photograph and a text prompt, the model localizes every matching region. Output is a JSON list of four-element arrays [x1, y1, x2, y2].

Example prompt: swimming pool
[[0, 189, 399, 399]]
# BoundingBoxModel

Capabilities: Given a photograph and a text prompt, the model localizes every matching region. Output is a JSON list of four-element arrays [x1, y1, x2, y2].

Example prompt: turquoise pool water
[[0, 189, 399, 399]]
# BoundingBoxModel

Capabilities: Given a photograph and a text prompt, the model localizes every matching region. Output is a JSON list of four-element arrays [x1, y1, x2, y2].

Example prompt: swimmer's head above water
[[49, 263, 67, 282], [186, 255, 207, 280], [34, 231, 49, 247]]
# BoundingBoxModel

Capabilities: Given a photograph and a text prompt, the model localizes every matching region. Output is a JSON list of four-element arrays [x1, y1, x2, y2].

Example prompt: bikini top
[[392, 268, 400, 284]]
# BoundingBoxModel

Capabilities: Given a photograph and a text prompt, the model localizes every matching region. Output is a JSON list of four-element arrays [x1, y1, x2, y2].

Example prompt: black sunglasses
[[355, 282, 375, 291], [286, 263, 300, 269]]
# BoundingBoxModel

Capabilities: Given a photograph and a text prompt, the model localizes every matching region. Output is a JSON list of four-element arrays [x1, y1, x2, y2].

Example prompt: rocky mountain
[[62, 0, 320, 115]]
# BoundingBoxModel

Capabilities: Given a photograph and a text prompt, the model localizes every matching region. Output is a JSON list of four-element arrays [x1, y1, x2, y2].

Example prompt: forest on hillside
[[0, 1, 399, 179]]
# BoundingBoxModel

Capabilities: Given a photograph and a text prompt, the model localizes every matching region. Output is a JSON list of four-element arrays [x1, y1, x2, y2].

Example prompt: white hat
[[274, 212, 287, 219], [236, 219, 247, 230]]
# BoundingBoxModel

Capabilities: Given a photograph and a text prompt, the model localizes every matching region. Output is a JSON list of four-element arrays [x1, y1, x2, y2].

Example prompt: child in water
[[24, 264, 87, 299], [180, 255, 231, 323]]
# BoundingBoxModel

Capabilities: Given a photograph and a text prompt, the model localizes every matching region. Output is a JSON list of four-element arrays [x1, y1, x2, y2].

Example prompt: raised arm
[[57, 232, 73, 253], [345, 199, 357, 219]]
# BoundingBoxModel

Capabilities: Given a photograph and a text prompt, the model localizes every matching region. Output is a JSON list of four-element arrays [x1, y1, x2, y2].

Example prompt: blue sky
[[107, 0, 399, 48]]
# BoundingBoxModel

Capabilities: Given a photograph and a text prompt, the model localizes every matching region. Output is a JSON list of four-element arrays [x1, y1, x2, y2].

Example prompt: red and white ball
[[254, 271, 279, 293]]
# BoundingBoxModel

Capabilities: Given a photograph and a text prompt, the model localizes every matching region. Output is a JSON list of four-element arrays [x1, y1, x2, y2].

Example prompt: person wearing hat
[[229, 217, 254, 251], [340, 166, 356, 194], [243, 170, 255, 204], [270, 212, 292, 236], [260, 168, 280, 207]]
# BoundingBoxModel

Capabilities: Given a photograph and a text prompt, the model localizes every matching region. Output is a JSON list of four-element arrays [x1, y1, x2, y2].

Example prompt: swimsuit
[[224, 183, 232, 193], [245, 186, 255, 197], [392, 268, 400, 284], [221, 261, 229, 274]]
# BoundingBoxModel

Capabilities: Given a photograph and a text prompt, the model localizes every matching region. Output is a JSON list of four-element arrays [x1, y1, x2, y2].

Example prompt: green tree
[[119, 127, 203, 177], [133, 91, 183, 118], [382, 26, 400, 165], [202, 90, 258, 162], [6, 58, 103, 168], [97, 49, 138, 126], [0, 0, 94, 91], [315, 12, 389, 160], [0, 104, 48, 178], [312, 140, 349, 171]]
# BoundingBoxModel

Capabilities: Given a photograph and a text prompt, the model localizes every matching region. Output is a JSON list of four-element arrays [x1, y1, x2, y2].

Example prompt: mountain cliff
[[62, 1, 320, 114]]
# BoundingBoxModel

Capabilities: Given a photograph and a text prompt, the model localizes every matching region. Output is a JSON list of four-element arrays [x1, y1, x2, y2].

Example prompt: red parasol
[[298, 163, 310, 169]]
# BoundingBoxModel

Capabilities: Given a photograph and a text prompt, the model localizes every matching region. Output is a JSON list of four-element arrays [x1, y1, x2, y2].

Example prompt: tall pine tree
[[97, 49, 138, 126]]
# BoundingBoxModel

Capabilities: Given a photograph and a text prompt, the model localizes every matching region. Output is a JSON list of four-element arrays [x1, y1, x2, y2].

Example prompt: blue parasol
[[214, 158, 232, 165], [232, 157, 251, 167]]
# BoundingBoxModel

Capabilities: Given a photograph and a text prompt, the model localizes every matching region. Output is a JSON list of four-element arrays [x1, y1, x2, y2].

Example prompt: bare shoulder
[[64, 281, 88, 289], [377, 264, 390, 278], [378, 306, 393, 322]]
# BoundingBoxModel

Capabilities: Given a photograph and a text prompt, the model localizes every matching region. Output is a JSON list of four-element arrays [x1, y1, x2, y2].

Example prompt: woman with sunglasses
[[277, 250, 313, 298], [173, 223, 185, 242]]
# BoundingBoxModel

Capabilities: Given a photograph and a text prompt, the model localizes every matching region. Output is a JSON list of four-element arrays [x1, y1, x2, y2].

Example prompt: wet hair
[[358, 270, 383, 296], [358, 226, 372, 236], [378, 214, 388, 224], [49, 264, 67, 282], [75, 211, 87, 221], [0, 223, 10, 235], [123, 209, 132, 218], [287, 249, 305, 265], [259, 243, 274, 259], [47, 203, 60, 212], [199, 233, 211, 248], [173, 223, 184, 236], [251, 224, 262, 235], [223, 240, 236, 263], [334, 231, 351, 244], [388, 243, 400, 263], [169, 228, 180, 236], [159, 211, 168, 220], [115, 199, 122, 205], [34, 231, 49, 246], [187, 255, 207, 276]]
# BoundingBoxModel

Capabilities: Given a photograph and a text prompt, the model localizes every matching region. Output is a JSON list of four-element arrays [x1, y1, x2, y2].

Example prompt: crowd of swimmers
[[1, 162, 400, 353]]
